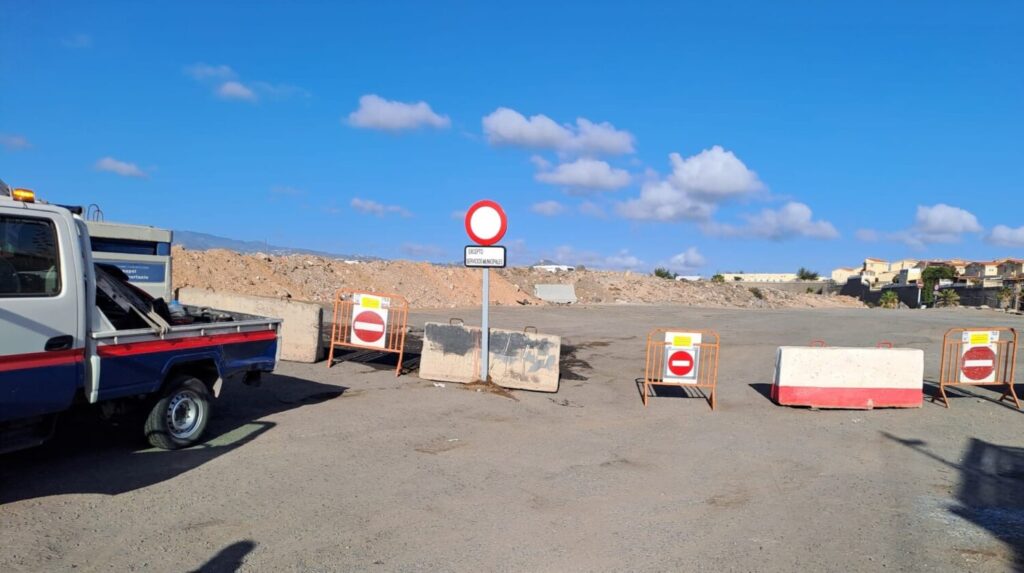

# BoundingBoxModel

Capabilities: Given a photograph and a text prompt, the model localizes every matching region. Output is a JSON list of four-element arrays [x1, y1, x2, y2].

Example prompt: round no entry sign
[[668, 349, 695, 377], [465, 200, 507, 246], [962, 345, 996, 381], [352, 310, 386, 344]]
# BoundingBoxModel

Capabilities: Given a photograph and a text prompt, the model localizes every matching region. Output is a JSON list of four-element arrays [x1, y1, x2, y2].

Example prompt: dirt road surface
[[2, 306, 1022, 572]]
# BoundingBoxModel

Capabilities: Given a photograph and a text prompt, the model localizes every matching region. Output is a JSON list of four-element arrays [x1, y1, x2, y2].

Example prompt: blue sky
[[1, 1, 1022, 274]]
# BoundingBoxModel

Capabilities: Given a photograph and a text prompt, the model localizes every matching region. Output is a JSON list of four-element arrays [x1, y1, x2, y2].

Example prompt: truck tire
[[144, 375, 211, 449]]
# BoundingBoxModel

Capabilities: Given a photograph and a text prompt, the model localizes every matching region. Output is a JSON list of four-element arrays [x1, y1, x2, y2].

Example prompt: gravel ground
[[1, 305, 1022, 572]]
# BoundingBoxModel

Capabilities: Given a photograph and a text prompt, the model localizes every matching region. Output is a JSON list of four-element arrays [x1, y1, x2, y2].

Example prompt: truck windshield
[[0, 215, 61, 297]]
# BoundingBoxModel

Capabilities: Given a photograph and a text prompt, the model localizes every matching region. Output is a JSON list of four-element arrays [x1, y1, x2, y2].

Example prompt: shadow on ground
[[325, 331, 422, 375], [190, 540, 256, 573], [884, 432, 1024, 570], [748, 383, 775, 403], [0, 374, 345, 504], [634, 377, 712, 407], [922, 381, 1024, 414]]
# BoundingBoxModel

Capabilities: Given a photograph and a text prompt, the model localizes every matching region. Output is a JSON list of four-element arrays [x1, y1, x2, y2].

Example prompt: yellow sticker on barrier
[[360, 295, 381, 309], [969, 332, 990, 345], [673, 335, 692, 347]]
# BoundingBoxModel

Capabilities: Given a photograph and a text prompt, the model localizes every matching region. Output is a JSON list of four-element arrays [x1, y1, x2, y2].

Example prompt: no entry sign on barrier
[[642, 328, 720, 410], [663, 331, 701, 383], [350, 294, 389, 349], [935, 327, 1020, 409], [328, 290, 410, 376], [959, 330, 998, 383]]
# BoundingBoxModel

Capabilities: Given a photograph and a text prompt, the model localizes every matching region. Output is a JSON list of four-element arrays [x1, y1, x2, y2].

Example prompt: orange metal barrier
[[642, 328, 720, 410], [934, 327, 1019, 409], [327, 290, 410, 376]]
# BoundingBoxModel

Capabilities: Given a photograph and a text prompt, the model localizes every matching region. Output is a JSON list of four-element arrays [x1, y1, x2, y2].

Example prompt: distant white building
[[532, 259, 575, 273], [674, 275, 703, 282], [719, 272, 810, 283]]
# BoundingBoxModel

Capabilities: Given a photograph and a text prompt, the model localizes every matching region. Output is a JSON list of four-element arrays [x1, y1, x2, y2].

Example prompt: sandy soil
[[172, 246, 863, 310]]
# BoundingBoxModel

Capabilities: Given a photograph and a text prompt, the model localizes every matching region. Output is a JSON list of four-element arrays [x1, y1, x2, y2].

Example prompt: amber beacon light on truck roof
[[0, 178, 36, 202]]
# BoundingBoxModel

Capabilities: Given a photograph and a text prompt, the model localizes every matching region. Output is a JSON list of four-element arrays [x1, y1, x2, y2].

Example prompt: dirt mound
[[171, 247, 863, 310], [171, 247, 536, 308]]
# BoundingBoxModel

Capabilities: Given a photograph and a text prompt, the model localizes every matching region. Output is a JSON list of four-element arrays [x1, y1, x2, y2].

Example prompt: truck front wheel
[[144, 375, 211, 449]]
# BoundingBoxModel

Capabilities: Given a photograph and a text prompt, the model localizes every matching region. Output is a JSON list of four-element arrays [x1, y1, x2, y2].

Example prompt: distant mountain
[[173, 230, 375, 261]]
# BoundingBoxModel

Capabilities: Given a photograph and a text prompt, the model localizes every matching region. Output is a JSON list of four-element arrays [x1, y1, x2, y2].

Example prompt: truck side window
[[0, 216, 61, 297]]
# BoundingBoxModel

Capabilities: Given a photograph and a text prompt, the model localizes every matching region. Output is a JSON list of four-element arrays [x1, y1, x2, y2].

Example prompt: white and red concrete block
[[771, 346, 924, 409]]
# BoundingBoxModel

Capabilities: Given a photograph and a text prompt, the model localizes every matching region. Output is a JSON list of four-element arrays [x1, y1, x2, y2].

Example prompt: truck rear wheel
[[144, 375, 211, 449]]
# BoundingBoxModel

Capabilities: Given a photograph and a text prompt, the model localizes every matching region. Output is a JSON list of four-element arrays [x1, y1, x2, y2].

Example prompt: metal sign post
[[464, 200, 508, 383], [481, 268, 489, 380]]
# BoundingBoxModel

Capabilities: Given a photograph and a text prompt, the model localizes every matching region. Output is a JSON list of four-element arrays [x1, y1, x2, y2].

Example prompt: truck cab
[[0, 183, 281, 453]]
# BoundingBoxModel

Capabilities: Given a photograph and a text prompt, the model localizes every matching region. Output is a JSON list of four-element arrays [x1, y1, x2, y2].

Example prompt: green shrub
[[937, 288, 960, 307], [879, 291, 899, 309], [653, 267, 677, 280], [797, 267, 820, 281]]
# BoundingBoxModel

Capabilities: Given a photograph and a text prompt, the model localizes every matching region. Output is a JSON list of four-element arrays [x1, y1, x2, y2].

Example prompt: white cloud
[[989, 225, 1024, 247], [550, 245, 644, 270], [481, 107, 634, 155], [529, 155, 551, 170], [531, 200, 565, 216], [94, 157, 147, 178], [61, 33, 92, 49], [350, 197, 412, 217], [184, 63, 237, 80], [0, 134, 31, 151], [615, 146, 763, 222], [217, 81, 257, 101], [859, 203, 982, 248], [573, 118, 636, 156], [911, 203, 981, 243], [705, 202, 839, 240], [667, 146, 765, 200], [616, 180, 715, 222], [483, 108, 572, 150], [535, 158, 630, 191], [605, 250, 643, 269], [185, 63, 305, 103], [347, 94, 450, 131], [668, 247, 706, 271]]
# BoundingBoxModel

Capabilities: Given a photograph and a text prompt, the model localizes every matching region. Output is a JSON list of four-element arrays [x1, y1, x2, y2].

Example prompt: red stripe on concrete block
[[774, 386, 922, 409]]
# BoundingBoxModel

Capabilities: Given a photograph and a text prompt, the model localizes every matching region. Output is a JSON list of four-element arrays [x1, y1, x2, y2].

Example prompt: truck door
[[0, 209, 84, 422]]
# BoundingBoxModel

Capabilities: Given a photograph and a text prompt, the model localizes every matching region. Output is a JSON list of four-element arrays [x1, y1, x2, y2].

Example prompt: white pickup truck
[[0, 184, 281, 453]]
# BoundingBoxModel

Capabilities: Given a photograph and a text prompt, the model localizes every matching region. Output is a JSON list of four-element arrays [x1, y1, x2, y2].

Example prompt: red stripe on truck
[[98, 330, 278, 358], [0, 348, 84, 373]]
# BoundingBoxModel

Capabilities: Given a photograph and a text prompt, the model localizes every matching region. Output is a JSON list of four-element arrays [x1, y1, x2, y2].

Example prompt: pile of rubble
[[172, 247, 863, 310]]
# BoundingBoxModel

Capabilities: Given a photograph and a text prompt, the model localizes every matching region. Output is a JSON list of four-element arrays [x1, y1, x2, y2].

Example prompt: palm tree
[[937, 289, 960, 308], [998, 287, 1013, 310], [879, 291, 899, 309]]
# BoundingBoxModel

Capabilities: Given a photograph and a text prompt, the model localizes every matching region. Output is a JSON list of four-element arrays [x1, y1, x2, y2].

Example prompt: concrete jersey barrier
[[419, 322, 560, 392], [177, 288, 324, 363], [772, 346, 924, 409], [534, 284, 577, 304]]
